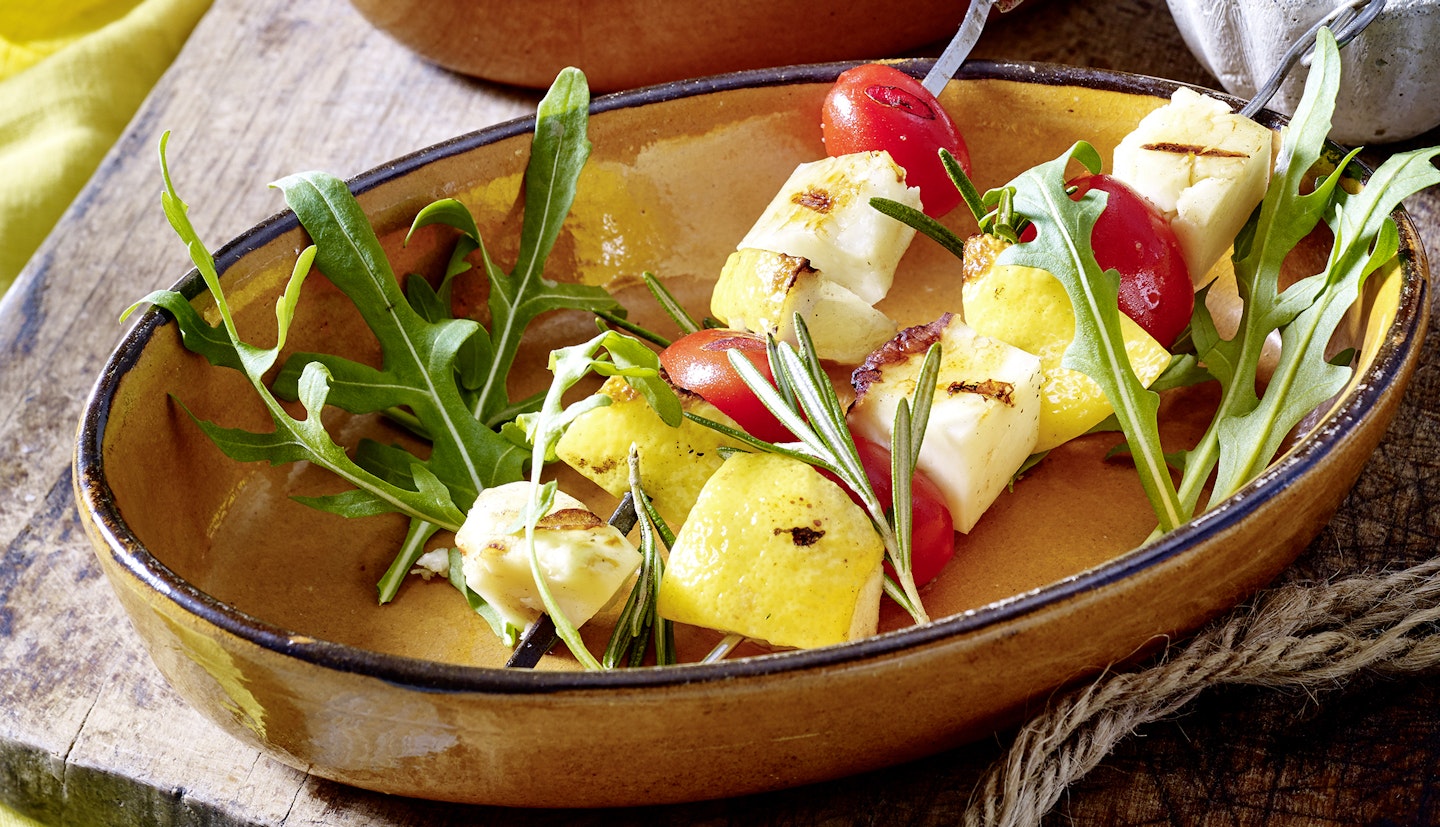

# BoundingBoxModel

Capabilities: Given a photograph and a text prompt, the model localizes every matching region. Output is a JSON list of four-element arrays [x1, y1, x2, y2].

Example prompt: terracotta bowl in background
[[346, 0, 970, 91], [73, 60, 1429, 807]]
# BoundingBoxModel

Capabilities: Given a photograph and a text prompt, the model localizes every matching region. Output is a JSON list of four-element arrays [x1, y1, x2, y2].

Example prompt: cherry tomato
[[828, 435, 956, 587], [1020, 173, 1194, 349], [821, 63, 971, 219], [1071, 174, 1193, 349], [659, 329, 793, 443]]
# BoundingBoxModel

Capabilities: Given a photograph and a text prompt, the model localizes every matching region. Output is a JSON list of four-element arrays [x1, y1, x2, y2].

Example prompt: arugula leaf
[[1148, 353, 1212, 394], [470, 68, 624, 425], [398, 199, 502, 402], [127, 288, 247, 372], [1177, 32, 1349, 513], [375, 518, 442, 605], [273, 170, 524, 507], [138, 69, 637, 629], [129, 133, 469, 532], [995, 141, 1184, 531], [1209, 147, 1440, 504], [1180, 31, 1440, 512], [404, 274, 454, 325], [408, 198, 483, 294]]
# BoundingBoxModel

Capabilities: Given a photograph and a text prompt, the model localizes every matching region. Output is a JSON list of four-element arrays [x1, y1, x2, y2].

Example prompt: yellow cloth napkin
[[0, 805, 46, 827], [0, 0, 212, 294]]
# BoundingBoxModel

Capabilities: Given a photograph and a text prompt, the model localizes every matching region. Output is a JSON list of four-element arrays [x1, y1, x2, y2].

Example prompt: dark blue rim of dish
[[75, 58, 1429, 695]]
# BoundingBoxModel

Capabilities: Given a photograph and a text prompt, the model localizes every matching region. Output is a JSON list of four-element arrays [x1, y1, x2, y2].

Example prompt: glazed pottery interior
[[74, 60, 1429, 806]]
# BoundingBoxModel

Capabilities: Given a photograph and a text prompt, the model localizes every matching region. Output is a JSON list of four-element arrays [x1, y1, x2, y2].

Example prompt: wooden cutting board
[[2, 0, 1438, 823]]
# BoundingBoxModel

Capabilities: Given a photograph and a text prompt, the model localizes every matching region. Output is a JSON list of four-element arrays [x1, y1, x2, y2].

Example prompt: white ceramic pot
[[1168, 0, 1440, 144]]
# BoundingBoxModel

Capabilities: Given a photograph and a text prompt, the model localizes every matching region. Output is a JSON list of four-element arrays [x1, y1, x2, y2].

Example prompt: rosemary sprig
[[887, 341, 941, 595], [871, 147, 1028, 256], [721, 315, 939, 624], [603, 448, 677, 668], [644, 271, 702, 336], [593, 309, 671, 347], [592, 271, 703, 348]]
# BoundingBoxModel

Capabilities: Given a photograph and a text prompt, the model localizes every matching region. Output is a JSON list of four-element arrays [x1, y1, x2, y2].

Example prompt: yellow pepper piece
[[657, 452, 885, 650], [555, 376, 747, 528]]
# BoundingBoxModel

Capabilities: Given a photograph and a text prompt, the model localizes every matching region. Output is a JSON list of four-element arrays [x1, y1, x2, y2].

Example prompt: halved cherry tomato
[[1071, 174, 1193, 349], [659, 329, 793, 443], [821, 63, 971, 219], [1020, 173, 1194, 349], [829, 435, 955, 587]]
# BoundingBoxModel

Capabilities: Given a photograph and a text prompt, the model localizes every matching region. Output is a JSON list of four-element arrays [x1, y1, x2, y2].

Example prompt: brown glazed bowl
[[346, 0, 970, 92], [74, 60, 1429, 807]]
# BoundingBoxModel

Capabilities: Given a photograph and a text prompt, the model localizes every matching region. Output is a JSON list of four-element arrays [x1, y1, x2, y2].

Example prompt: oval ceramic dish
[[74, 60, 1429, 807]]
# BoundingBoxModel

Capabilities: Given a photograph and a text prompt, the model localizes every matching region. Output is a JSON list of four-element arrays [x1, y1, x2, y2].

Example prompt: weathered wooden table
[[2, 0, 1438, 823]]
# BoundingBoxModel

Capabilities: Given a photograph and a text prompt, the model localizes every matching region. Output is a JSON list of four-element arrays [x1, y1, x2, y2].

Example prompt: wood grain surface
[[1, 0, 1437, 824]]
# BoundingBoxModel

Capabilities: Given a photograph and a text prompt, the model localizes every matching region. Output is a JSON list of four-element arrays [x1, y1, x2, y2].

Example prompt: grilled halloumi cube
[[960, 233, 1172, 453], [656, 452, 885, 650], [739, 150, 921, 306], [849, 313, 1043, 534], [1112, 87, 1273, 287], [711, 248, 897, 364], [454, 481, 641, 632], [555, 375, 748, 528]]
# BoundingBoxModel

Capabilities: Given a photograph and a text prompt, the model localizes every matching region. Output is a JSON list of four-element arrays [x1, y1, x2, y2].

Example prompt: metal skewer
[[921, 0, 1026, 96]]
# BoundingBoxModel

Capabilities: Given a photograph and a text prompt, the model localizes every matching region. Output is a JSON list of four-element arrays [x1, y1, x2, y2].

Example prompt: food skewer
[[501, 0, 1384, 671], [503, 6, 1026, 670]]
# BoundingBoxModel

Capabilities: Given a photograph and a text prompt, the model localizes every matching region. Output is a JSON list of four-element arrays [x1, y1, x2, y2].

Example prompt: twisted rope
[[961, 558, 1440, 826]]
